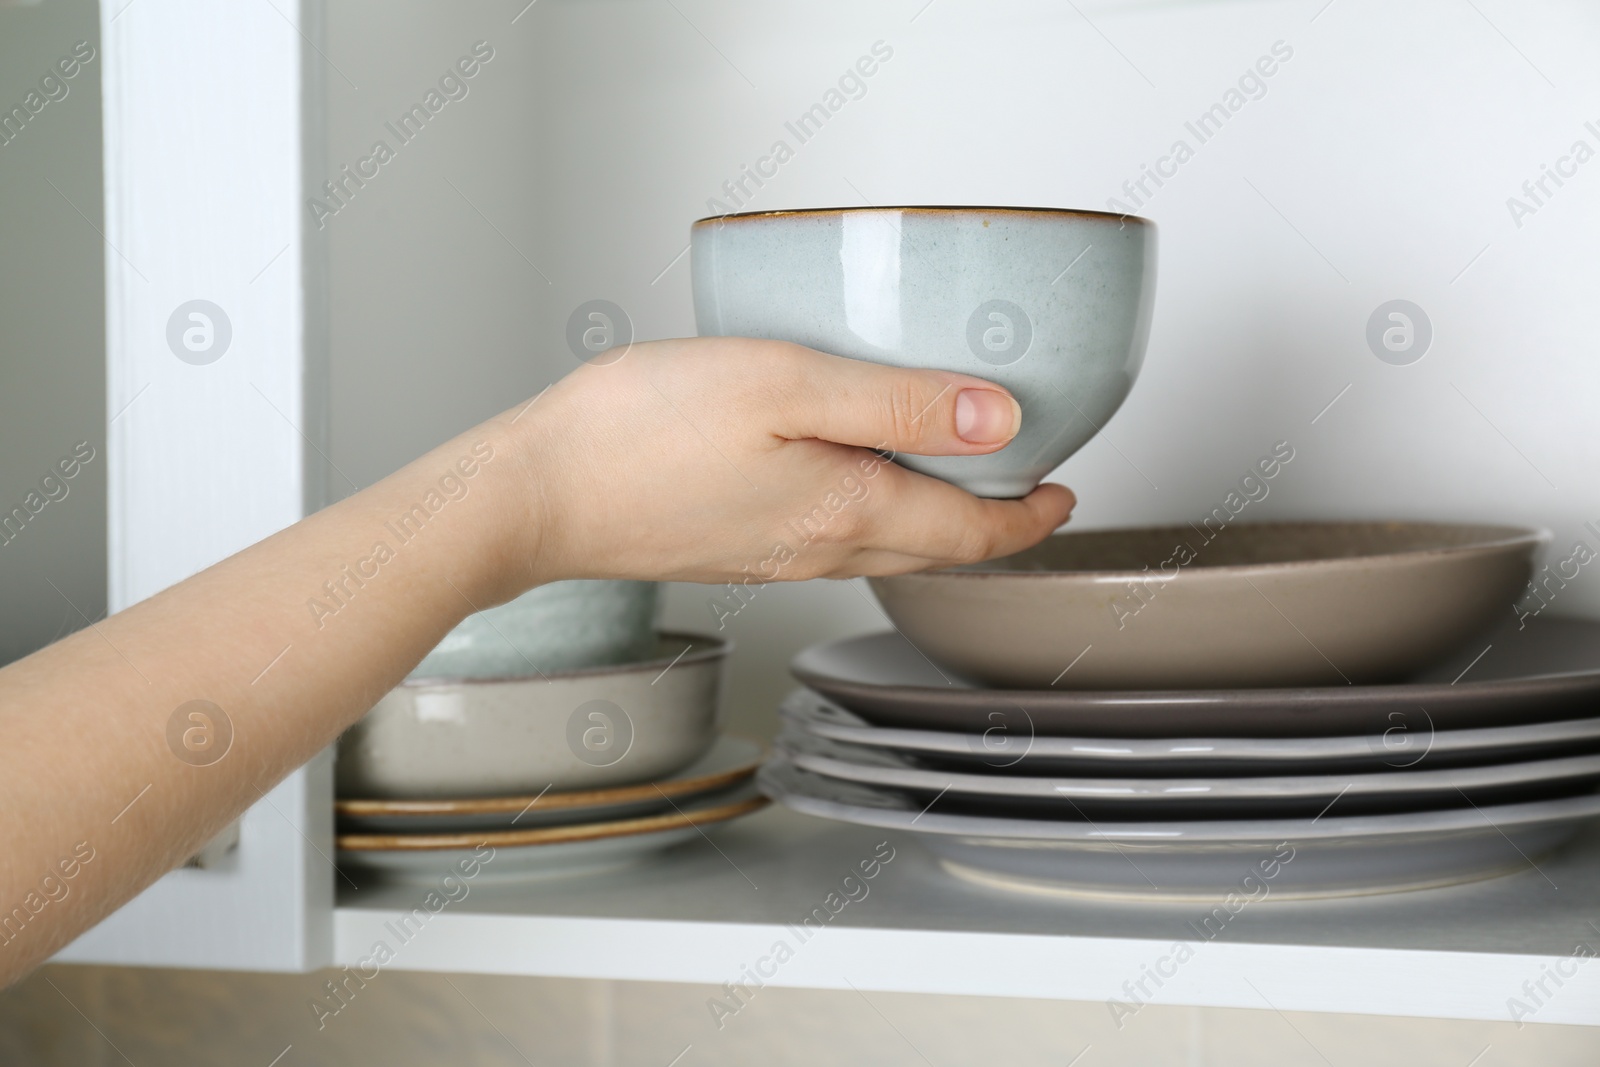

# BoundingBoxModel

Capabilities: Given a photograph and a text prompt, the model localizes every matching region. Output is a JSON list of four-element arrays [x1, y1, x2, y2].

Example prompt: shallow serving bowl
[[869, 521, 1546, 689], [337, 632, 727, 799]]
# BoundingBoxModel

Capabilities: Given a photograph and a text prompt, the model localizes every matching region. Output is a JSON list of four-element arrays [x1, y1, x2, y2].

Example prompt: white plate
[[339, 784, 768, 885], [776, 728, 1600, 818], [337, 736, 763, 833], [780, 688, 1600, 775], [758, 758, 1600, 899]]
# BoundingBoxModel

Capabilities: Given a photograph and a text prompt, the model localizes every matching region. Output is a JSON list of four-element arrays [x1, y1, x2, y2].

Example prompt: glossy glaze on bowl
[[869, 521, 1546, 689], [691, 205, 1156, 498]]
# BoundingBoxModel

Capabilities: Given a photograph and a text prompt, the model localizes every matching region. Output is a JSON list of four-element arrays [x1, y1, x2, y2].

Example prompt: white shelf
[[335, 806, 1600, 1025]]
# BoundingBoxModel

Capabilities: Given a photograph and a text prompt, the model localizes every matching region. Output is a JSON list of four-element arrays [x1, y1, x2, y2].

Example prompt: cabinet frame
[[55, 0, 335, 973]]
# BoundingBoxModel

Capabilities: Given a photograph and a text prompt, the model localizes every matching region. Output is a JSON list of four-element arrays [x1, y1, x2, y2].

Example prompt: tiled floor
[[2, 965, 1596, 1066]]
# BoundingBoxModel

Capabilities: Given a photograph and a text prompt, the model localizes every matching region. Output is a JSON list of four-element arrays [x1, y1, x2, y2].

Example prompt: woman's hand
[[491, 337, 1075, 594], [0, 335, 1072, 986]]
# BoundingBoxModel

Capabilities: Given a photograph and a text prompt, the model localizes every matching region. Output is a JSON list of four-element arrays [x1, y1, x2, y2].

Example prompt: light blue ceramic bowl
[[409, 580, 659, 681], [691, 206, 1156, 498]]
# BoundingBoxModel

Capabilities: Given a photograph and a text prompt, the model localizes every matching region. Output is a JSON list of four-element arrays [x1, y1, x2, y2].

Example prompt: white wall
[[317, 0, 1600, 730]]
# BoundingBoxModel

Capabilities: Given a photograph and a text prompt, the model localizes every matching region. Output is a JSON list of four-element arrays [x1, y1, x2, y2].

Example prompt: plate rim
[[868, 521, 1548, 584], [338, 789, 769, 852], [791, 629, 1600, 708], [778, 691, 1600, 762], [778, 735, 1600, 801], [758, 758, 1600, 841]]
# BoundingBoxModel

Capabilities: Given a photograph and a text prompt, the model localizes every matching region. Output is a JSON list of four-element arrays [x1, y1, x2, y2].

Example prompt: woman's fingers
[[827, 460, 1075, 567], [764, 343, 1023, 456], [758, 343, 1071, 565]]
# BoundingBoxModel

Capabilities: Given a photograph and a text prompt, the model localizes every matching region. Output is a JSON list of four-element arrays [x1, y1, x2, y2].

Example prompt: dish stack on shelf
[[762, 522, 1600, 899], [334, 581, 766, 884]]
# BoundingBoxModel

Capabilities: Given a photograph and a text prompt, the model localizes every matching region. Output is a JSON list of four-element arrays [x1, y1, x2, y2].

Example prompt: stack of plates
[[339, 736, 765, 883], [335, 631, 768, 884], [762, 522, 1600, 899]]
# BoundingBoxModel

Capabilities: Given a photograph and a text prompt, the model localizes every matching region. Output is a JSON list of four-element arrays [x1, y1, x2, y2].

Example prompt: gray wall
[[0, 0, 106, 665]]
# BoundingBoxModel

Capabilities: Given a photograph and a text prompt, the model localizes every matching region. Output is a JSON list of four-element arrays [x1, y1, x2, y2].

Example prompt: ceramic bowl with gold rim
[[691, 205, 1157, 499]]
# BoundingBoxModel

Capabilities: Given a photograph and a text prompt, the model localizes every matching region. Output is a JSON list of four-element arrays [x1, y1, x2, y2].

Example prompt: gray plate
[[758, 759, 1600, 899], [774, 728, 1600, 819], [790, 617, 1600, 738], [779, 689, 1600, 775]]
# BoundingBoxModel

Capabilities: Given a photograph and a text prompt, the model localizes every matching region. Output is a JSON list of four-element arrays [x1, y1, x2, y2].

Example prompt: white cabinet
[[28, 0, 1600, 1023]]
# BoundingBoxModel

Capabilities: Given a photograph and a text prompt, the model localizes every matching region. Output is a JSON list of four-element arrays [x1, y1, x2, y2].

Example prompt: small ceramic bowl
[[868, 521, 1546, 689], [409, 580, 658, 680], [691, 205, 1156, 498], [338, 632, 728, 798]]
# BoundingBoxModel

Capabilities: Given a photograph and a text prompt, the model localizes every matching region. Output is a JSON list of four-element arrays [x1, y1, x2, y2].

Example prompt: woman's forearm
[[0, 417, 534, 981]]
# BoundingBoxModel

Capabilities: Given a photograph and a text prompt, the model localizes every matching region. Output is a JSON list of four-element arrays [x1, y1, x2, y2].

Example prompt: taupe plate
[[338, 784, 769, 885], [868, 522, 1544, 689], [775, 729, 1600, 819], [791, 616, 1600, 738], [336, 736, 763, 833], [778, 689, 1600, 775], [758, 759, 1600, 899]]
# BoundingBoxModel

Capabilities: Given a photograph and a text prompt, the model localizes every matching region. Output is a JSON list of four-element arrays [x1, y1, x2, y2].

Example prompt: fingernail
[[955, 389, 1022, 444]]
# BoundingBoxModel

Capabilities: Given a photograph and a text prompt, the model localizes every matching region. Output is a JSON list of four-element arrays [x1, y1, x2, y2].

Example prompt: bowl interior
[[948, 521, 1544, 576], [410, 579, 659, 680], [401, 631, 725, 688]]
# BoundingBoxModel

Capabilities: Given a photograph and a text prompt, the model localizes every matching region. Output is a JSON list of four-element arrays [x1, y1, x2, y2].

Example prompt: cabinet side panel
[[57, 0, 333, 973]]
